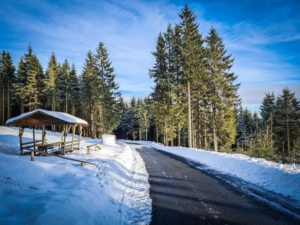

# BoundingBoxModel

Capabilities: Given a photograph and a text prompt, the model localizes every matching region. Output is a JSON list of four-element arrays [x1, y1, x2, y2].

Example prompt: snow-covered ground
[[1, 126, 300, 224], [0, 126, 151, 225]]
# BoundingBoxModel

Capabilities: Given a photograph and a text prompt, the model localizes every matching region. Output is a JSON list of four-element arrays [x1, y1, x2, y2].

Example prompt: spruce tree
[[205, 28, 240, 151], [44, 52, 59, 112], [0, 51, 15, 124], [149, 32, 174, 145], [58, 59, 71, 113], [81, 51, 98, 138], [26, 54, 44, 111], [68, 64, 80, 116], [274, 88, 300, 161], [14, 45, 44, 113], [179, 5, 205, 148], [260, 92, 276, 134], [94, 42, 121, 135]]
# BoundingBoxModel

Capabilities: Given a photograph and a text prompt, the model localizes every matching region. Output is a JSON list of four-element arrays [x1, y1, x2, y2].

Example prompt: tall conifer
[[205, 28, 240, 151]]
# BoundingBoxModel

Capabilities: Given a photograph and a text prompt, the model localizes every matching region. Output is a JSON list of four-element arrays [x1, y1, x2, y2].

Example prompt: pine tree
[[14, 45, 44, 113], [149, 31, 174, 145], [136, 98, 150, 141], [68, 64, 80, 116], [205, 28, 240, 152], [58, 59, 71, 113], [274, 88, 300, 162], [26, 54, 44, 111], [172, 24, 186, 146], [81, 51, 98, 138], [0, 51, 15, 124], [44, 52, 60, 112], [260, 92, 276, 134], [179, 5, 205, 148], [94, 42, 121, 135], [80, 43, 121, 138]]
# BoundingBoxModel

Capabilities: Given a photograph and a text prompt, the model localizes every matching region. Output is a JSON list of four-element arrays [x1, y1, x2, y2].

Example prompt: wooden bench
[[87, 144, 101, 155]]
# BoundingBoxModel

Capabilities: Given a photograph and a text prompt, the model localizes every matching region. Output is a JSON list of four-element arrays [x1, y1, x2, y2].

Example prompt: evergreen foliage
[[0, 51, 15, 124], [81, 43, 121, 138], [1, 5, 299, 165], [149, 5, 239, 150], [44, 52, 60, 112], [205, 28, 240, 151], [260, 92, 276, 134], [274, 88, 300, 162]]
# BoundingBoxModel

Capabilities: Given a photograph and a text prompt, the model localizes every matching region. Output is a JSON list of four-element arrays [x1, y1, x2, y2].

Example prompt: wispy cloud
[[1, 0, 299, 110]]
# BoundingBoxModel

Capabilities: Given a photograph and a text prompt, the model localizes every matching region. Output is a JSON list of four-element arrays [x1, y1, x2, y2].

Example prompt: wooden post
[[78, 126, 82, 149], [63, 125, 71, 154], [62, 125, 67, 155], [31, 150, 34, 161], [61, 126, 65, 144], [71, 125, 76, 151], [42, 126, 46, 146], [19, 127, 24, 155], [87, 146, 90, 155], [33, 128, 36, 151]]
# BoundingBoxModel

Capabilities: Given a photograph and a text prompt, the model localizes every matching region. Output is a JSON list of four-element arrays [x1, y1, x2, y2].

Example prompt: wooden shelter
[[5, 109, 88, 156]]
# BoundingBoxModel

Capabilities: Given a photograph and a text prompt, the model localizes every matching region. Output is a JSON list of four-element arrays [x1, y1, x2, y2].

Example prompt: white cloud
[[238, 84, 300, 112], [1, 0, 299, 113]]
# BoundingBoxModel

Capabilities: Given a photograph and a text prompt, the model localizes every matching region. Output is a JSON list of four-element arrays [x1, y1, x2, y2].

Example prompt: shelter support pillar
[[19, 126, 24, 155], [78, 126, 82, 149], [61, 126, 65, 144], [71, 125, 76, 151], [31, 150, 34, 161], [42, 126, 46, 145], [32, 127, 36, 151]]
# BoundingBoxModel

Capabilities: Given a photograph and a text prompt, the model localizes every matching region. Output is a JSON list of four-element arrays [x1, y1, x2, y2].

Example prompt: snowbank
[[136, 141, 300, 202], [0, 126, 151, 225], [102, 134, 116, 145]]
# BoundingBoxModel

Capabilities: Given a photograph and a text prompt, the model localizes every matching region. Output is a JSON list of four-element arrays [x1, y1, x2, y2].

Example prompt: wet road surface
[[130, 144, 300, 225]]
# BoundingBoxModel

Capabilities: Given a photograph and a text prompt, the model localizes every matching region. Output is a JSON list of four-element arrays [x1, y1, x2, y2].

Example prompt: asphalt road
[[131, 144, 300, 225]]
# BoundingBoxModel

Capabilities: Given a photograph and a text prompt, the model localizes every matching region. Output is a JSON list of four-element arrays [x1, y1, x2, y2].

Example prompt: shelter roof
[[5, 109, 88, 127]]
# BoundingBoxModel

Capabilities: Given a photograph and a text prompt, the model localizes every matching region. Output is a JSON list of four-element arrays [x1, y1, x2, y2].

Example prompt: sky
[[1, 0, 299, 113]]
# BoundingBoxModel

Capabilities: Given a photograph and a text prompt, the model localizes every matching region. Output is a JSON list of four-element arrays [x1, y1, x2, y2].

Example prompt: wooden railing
[[86, 144, 101, 155]]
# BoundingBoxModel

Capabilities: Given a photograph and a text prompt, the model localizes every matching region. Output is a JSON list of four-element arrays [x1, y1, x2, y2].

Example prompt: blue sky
[[1, 0, 299, 113]]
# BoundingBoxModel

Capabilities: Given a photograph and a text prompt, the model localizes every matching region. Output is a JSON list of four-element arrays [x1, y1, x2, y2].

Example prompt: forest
[[0, 5, 299, 164]]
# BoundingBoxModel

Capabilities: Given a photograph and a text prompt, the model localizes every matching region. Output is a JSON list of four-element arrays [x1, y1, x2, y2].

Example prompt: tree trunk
[[187, 81, 192, 148], [1, 86, 4, 125], [213, 105, 218, 152], [65, 89, 68, 113], [177, 126, 181, 147], [7, 82, 10, 120], [156, 126, 158, 143], [287, 112, 290, 158], [91, 113, 94, 139], [20, 98, 24, 113]]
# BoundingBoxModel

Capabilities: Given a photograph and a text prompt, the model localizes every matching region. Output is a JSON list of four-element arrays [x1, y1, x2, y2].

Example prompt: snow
[[0, 126, 151, 225], [102, 134, 116, 145], [5, 109, 88, 126], [1, 125, 300, 224], [133, 141, 300, 203]]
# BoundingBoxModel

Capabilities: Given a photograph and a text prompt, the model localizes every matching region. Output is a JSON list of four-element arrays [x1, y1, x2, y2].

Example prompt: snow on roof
[[5, 109, 88, 126]]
